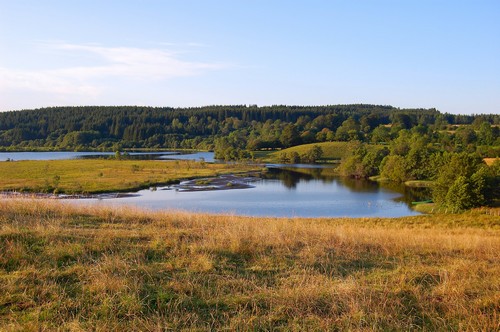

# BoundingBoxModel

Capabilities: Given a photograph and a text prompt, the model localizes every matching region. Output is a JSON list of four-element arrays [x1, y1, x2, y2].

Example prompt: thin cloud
[[0, 42, 231, 99]]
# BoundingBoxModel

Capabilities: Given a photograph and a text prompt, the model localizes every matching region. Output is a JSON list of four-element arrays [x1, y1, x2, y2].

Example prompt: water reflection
[[263, 167, 430, 205], [265, 167, 380, 193], [338, 177, 380, 193], [264, 168, 314, 189]]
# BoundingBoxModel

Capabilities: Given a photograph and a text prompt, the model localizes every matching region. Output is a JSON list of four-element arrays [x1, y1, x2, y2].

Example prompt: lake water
[[0, 151, 426, 218], [0, 151, 214, 162], [80, 168, 425, 218]]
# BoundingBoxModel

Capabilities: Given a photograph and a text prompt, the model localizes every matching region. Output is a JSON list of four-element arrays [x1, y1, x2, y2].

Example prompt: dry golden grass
[[484, 157, 499, 166], [1, 199, 499, 330]]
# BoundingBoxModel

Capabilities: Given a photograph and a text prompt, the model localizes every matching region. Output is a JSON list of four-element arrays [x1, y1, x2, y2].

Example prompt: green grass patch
[[412, 202, 439, 214], [252, 150, 275, 160], [369, 175, 390, 182], [266, 141, 385, 162], [405, 180, 434, 188]]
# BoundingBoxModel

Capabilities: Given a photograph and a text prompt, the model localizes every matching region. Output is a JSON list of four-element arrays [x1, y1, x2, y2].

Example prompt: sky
[[0, 1, 499, 114]]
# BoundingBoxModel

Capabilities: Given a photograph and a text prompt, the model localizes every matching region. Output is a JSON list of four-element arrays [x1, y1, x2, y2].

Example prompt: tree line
[[338, 127, 500, 211], [0, 105, 499, 154]]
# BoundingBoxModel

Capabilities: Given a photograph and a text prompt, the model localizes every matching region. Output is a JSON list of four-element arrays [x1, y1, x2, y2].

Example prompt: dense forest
[[0, 105, 499, 155]]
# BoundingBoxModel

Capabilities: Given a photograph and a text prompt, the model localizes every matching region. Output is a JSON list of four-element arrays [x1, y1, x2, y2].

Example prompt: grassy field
[[1, 200, 499, 330], [266, 142, 385, 162], [0, 159, 259, 194], [404, 180, 434, 188]]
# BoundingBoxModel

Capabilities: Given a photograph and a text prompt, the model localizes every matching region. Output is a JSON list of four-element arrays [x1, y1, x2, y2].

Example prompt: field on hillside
[[0, 159, 259, 194], [267, 142, 385, 162], [1, 200, 499, 330], [484, 157, 500, 166]]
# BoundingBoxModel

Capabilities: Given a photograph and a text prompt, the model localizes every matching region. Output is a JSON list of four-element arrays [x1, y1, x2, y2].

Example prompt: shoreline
[[0, 173, 262, 200]]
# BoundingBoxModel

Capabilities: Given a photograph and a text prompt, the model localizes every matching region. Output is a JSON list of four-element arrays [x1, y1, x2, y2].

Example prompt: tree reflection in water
[[264, 166, 432, 204]]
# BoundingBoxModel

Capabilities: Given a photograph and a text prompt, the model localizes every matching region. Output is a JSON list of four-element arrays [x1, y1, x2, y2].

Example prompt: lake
[[80, 168, 425, 218], [0, 151, 426, 218], [0, 151, 214, 162]]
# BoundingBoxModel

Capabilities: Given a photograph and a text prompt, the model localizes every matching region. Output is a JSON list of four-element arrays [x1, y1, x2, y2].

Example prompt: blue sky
[[0, 1, 499, 114]]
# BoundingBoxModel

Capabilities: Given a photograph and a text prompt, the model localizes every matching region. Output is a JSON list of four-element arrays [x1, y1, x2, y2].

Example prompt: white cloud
[[53, 43, 226, 79], [0, 42, 231, 104]]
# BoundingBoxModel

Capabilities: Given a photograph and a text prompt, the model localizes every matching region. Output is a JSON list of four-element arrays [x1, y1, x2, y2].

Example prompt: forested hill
[[0, 105, 498, 151]]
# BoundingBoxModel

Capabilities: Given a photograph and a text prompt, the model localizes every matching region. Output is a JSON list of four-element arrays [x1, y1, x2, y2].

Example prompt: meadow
[[0, 159, 259, 194], [1, 199, 499, 330], [266, 141, 384, 162]]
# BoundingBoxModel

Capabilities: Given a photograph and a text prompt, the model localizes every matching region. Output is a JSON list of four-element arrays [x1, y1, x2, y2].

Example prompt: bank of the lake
[[1, 199, 499, 331], [0, 159, 260, 194]]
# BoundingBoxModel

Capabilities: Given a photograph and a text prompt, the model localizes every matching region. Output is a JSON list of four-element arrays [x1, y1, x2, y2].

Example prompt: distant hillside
[[0, 104, 498, 151], [267, 141, 385, 162]]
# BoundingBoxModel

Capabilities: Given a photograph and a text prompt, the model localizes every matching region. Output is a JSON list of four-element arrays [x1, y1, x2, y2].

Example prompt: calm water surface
[[1, 151, 426, 218], [79, 168, 425, 218], [0, 151, 213, 162]]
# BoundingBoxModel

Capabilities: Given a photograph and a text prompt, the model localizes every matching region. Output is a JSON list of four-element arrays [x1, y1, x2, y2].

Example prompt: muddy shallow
[[170, 174, 258, 192]]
